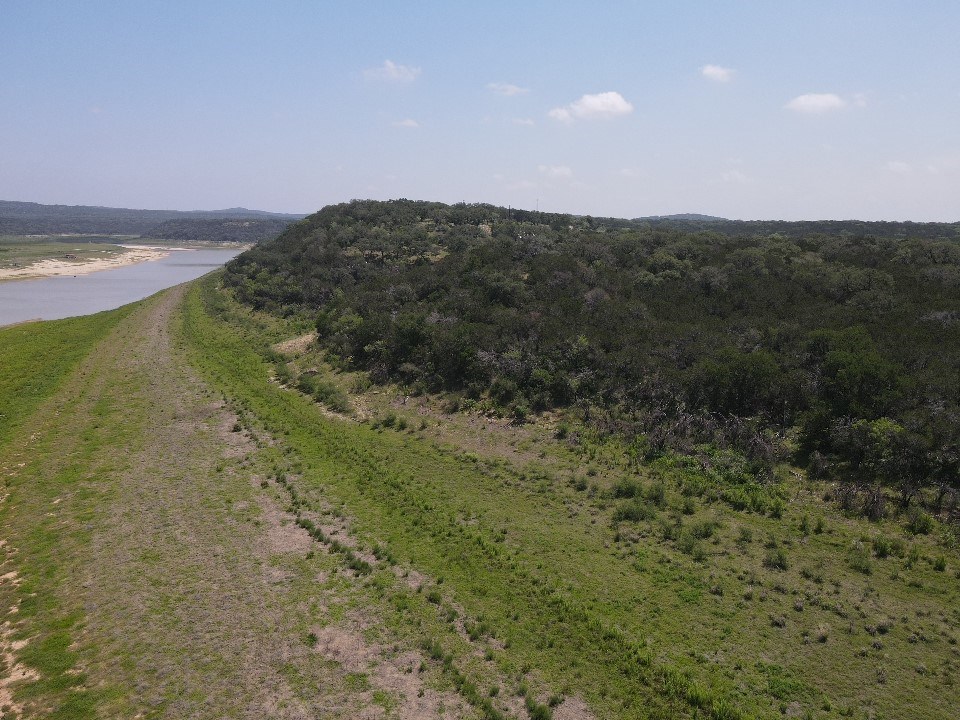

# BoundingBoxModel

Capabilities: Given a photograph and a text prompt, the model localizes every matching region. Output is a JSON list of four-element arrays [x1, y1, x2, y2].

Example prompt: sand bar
[[0, 247, 170, 281]]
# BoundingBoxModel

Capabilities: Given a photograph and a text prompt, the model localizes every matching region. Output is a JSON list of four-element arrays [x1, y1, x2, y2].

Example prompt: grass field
[[1, 276, 958, 719], [179, 277, 960, 719]]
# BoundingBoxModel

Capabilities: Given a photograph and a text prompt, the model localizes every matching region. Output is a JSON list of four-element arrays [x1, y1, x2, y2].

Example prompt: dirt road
[[0, 286, 464, 719]]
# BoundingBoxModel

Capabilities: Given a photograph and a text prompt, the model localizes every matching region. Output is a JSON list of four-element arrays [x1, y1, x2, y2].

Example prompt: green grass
[[177, 275, 960, 719], [3, 276, 958, 719], [0, 305, 135, 449], [0, 305, 141, 718]]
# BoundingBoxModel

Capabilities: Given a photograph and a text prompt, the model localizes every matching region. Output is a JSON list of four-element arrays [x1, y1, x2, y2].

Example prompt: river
[[0, 247, 242, 327]]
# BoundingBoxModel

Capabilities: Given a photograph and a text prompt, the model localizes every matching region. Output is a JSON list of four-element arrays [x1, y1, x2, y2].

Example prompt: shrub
[[511, 402, 530, 423], [313, 379, 350, 413], [524, 692, 553, 720], [677, 530, 701, 557], [815, 624, 830, 643], [612, 477, 642, 498], [888, 537, 906, 557], [722, 487, 750, 511], [768, 498, 786, 519], [646, 481, 667, 507], [872, 535, 891, 559], [932, 555, 947, 572], [764, 548, 789, 571], [273, 361, 293, 385], [613, 499, 657, 523], [907, 508, 933, 535], [690, 519, 718, 539], [905, 545, 921, 568], [848, 544, 872, 574]]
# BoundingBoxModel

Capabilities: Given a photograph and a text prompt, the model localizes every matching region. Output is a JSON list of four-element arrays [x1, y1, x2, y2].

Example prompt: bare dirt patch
[[1, 618, 38, 719], [553, 696, 595, 720], [272, 333, 317, 356], [310, 623, 463, 720]]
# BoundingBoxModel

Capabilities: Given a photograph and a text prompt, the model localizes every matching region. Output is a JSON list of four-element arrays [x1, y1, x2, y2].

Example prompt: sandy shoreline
[[0, 247, 170, 281]]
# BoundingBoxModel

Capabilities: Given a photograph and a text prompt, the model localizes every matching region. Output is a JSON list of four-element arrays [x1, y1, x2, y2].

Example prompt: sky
[[1, 1, 958, 221]]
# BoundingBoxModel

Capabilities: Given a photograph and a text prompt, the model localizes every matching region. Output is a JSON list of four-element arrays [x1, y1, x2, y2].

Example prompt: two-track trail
[[0, 286, 462, 719]]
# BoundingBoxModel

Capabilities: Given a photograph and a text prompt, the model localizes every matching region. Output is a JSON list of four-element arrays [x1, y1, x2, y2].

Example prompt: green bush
[[907, 508, 933, 535], [763, 548, 789, 571], [848, 544, 872, 574], [613, 499, 657, 523], [872, 535, 891, 559]]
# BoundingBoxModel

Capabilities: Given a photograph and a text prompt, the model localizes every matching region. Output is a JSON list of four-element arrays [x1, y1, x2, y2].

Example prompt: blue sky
[[2, 1, 958, 220]]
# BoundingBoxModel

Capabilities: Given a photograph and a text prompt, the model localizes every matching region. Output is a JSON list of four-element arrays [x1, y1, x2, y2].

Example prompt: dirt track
[[1, 286, 465, 719]]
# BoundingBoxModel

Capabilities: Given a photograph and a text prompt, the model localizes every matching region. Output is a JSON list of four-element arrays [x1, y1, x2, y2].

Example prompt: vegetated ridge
[[226, 199, 960, 523], [0, 199, 306, 238], [638, 213, 729, 221], [140, 218, 293, 244]]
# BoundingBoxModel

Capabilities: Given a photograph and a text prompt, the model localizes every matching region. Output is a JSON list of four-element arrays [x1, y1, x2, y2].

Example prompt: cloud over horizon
[[785, 93, 847, 114], [548, 92, 633, 123], [365, 59, 421, 83]]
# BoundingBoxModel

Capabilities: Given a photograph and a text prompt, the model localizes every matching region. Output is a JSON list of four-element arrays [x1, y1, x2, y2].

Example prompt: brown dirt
[[272, 333, 318, 356]]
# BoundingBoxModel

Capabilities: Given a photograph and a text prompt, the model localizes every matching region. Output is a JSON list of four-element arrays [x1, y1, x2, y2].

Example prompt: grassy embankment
[[179, 274, 960, 719], [3, 287, 511, 719], [2, 276, 958, 719], [1, 306, 138, 718]]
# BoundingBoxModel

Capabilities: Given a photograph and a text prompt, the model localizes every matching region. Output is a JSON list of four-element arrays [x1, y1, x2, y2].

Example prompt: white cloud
[[620, 168, 640, 178], [785, 93, 847, 114], [886, 161, 911, 175], [853, 92, 869, 107], [721, 169, 750, 184], [488, 82, 529, 96], [392, 118, 419, 128], [548, 91, 633, 123], [512, 117, 535, 126], [701, 64, 734, 82], [365, 59, 421, 83], [538, 164, 573, 179]]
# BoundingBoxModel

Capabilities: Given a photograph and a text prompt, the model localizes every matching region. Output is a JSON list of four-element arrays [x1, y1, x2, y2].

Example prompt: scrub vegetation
[[1, 198, 959, 719]]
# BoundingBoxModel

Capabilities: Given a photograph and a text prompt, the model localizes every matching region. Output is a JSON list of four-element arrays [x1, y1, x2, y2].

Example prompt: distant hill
[[0, 200, 306, 237], [637, 213, 728, 221], [141, 218, 294, 244]]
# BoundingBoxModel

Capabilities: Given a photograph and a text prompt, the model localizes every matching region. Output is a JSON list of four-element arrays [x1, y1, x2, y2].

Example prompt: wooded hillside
[[225, 200, 960, 518]]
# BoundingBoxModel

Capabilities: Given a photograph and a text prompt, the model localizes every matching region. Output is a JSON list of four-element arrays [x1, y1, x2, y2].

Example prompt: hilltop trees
[[224, 200, 960, 517]]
